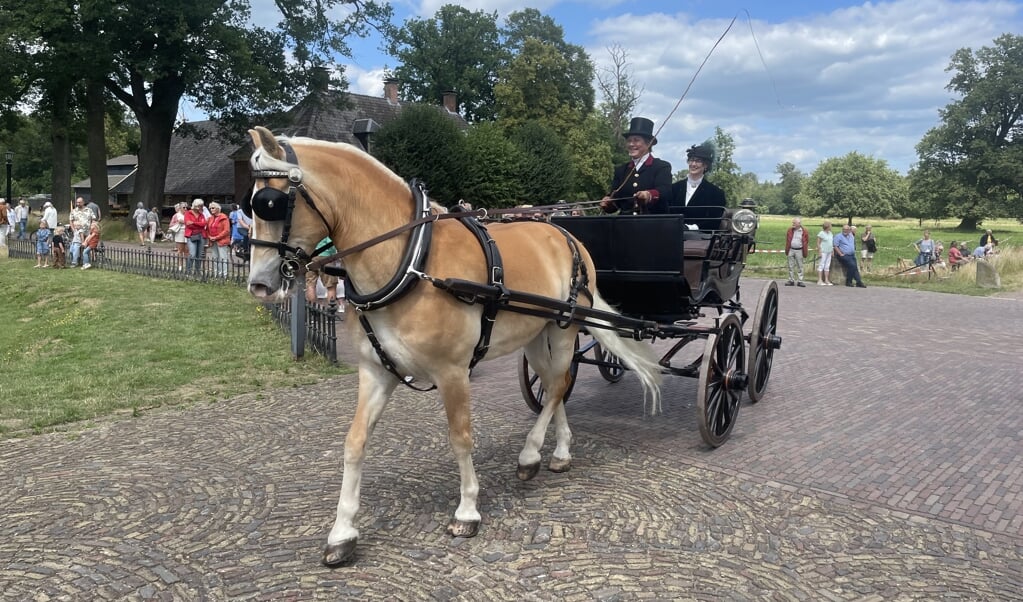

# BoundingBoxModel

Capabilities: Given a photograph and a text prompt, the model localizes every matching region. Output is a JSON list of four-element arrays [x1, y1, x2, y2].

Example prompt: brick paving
[[2, 279, 1022, 600]]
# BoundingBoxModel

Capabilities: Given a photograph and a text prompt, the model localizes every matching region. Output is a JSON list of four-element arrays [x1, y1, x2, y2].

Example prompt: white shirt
[[684, 176, 704, 206], [42, 206, 58, 229], [632, 153, 651, 172]]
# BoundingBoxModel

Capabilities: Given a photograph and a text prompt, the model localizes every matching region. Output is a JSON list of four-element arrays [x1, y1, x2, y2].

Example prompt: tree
[[373, 104, 466, 204], [795, 152, 905, 222], [776, 162, 805, 215], [460, 122, 526, 208], [914, 34, 1023, 228], [507, 121, 573, 204], [385, 5, 505, 123], [2, 0, 391, 212], [596, 44, 642, 163]]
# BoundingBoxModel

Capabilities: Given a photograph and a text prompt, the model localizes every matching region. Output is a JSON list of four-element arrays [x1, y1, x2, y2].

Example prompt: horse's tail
[[587, 291, 664, 414]]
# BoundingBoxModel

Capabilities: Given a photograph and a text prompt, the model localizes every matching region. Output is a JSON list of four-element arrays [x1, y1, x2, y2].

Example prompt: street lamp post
[[4, 151, 11, 209]]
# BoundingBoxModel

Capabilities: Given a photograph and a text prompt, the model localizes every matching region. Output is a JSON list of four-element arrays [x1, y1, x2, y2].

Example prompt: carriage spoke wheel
[[518, 335, 581, 415], [696, 313, 746, 447], [747, 280, 780, 403], [594, 342, 624, 383]]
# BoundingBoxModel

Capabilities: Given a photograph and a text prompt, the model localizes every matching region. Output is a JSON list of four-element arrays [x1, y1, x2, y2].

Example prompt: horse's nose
[[248, 282, 275, 300]]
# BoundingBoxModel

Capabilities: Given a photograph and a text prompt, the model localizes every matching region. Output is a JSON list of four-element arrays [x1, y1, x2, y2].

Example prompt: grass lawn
[[0, 256, 350, 439], [745, 215, 1023, 294]]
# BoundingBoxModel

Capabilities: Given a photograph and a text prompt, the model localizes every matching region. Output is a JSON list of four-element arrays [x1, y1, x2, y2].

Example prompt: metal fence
[[5, 238, 340, 364]]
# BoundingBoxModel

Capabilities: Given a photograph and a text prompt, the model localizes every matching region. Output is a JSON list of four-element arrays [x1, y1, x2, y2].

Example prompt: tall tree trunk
[[50, 88, 73, 216], [956, 216, 980, 230], [113, 74, 184, 213], [85, 80, 109, 214]]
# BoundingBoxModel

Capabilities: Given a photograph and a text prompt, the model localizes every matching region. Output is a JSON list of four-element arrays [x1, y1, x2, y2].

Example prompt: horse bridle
[[245, 141, 334, 282]]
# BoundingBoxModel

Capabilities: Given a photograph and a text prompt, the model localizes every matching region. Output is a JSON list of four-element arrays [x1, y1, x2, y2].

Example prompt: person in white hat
[[41, 201, 58, 233]]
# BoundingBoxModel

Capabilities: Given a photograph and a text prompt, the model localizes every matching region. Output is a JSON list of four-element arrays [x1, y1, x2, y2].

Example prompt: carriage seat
[[682, 209, 734, 297]]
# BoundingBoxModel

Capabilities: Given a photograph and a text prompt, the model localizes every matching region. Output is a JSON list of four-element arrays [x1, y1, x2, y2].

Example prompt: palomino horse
[[244, 126, 662, 566]]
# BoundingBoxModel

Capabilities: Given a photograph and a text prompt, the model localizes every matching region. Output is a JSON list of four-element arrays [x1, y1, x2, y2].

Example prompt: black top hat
[[623, 117, 657, 143]]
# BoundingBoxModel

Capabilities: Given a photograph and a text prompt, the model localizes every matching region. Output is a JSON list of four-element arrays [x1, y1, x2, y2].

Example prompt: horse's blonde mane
[[251, 134, 406, 190]]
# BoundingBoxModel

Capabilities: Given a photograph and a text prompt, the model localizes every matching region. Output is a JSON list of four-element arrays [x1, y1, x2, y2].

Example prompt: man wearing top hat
[[670, 142, 726, 231], [600, 117, 673, 215]]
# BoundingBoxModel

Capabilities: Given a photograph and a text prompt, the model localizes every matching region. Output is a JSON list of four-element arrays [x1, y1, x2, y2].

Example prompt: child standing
[[81, 222, 101, 270], [35, 220, 52, 268], [52, 226, 67, 268]]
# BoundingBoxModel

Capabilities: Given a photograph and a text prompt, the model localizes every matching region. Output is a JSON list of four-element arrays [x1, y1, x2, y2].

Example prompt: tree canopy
[[913, 33, 1023, 228], [795, 152, 905, 222]]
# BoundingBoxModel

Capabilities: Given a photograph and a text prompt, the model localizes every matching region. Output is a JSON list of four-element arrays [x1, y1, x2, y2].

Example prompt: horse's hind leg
[[323, 366, 397, 567], [517, 328, 576, 480], [437, 370, 481, 538]]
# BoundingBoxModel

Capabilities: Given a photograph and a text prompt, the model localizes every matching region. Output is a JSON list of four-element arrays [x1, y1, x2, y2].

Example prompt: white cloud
[[588, 0, 1021, 180]]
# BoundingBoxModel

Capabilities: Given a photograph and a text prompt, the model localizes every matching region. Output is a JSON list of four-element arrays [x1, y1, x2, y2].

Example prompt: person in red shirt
[[207, 202, 232, 279], [184, 198, 208, 276]]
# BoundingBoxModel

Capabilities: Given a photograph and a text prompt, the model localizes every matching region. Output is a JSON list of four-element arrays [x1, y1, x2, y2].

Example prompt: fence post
[[290, 284, 306, 361]]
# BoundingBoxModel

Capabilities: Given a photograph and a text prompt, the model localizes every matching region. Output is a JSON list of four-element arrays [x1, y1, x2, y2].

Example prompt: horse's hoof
[[548, 456, 571, 473], [322, 539, 357, 567], [517, 462, 540, 481], [446, 519, 480, 538]]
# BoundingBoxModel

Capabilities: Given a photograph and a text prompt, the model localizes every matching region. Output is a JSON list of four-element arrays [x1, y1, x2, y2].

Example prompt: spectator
[[860, 224, 877, 273], [979, 229, 998, 248], [35, 219, 52, 268], [0, 199, 9, 247], [15, 198, 29, 239], [305, 237, 340, 305], [41, 202, 58, 235], [972, 242, 993, 259], [784, 217, 809, 287], [86, 199, 102, 221], [229, 203, 251, 262], [834, 224, 866, 288], [206, 202, 231, 278], [51, 225, 67, 268], [816, 221, 834, 286], [167, 202, 189, 270], [948, 241, 970, 269], [914, 230, 937, 266], [81, 222, 101, 270], [184, 198, 208, 275], [68, 198, 94, 266], [600, 116, 672, 215], [146, 206, 160, 243], [132, 202, 148, 246]]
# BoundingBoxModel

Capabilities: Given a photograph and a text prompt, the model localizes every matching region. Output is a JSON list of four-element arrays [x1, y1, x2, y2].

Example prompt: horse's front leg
[[438, 371, 481, 538], [323, 365, 397, 566]]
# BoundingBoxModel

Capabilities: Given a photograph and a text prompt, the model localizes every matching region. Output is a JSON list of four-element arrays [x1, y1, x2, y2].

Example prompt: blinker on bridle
[[245, 144, 332, 281]]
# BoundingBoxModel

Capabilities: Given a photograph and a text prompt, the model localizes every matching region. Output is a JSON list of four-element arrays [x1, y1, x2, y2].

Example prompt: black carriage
[[518, 205, 781, 447]]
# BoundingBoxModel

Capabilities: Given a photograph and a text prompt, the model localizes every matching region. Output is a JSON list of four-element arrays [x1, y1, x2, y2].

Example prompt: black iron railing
[[6, 238, 340, 364]]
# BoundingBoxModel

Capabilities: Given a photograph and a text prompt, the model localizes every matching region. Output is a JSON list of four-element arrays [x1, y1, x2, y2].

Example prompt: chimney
[[310, 65, 331, 94], [442, 90, 457, 113], [383, 78, 400, 104]]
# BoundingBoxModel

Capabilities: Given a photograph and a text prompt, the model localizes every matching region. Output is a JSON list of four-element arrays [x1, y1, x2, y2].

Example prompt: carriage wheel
[[594, 342, 625, 383], [696, 313, 746, 448], [747, 280, 780, 403], [518, 336, 580, 415]]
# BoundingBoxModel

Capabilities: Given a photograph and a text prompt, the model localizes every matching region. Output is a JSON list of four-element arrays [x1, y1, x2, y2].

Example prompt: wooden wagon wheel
[[696, 313, 747, 447], [747, 280, 780, 403], [594, 342, 625, 383], [519, 335, 581, 415]]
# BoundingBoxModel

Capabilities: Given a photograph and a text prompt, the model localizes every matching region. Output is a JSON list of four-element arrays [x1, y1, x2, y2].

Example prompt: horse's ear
[[249, 126, 282, 158]]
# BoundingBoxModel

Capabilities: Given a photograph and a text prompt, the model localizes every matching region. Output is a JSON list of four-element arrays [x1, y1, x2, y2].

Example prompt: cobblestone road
[[2, 280, 1021, 600]]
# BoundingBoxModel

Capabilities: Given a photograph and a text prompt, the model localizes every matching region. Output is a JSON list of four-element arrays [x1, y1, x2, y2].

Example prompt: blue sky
[[245, 0, 1023, 183]]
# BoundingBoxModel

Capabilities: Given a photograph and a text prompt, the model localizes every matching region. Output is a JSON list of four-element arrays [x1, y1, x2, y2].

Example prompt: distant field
[[745, 215, 1023, 294]]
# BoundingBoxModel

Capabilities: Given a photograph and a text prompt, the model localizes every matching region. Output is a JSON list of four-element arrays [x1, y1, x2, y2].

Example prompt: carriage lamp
[[731, 208, 758, 234], [5, 151, 12, 210]]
